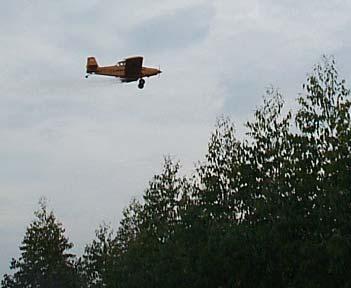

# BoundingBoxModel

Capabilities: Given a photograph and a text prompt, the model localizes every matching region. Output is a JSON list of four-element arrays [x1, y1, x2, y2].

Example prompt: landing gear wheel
[[138, 78, 145, 89]]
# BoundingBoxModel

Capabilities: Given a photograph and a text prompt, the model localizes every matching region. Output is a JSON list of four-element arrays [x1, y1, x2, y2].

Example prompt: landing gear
[[138, 78, 145, 89]]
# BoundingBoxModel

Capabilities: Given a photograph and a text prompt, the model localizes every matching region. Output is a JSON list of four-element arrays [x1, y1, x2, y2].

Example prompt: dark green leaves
[[2, 199, 80, 288], [4, 56, 351, 288]]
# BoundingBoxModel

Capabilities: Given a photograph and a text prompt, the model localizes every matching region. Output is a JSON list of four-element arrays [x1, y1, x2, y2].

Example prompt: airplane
[[85, 56, 161, 89]]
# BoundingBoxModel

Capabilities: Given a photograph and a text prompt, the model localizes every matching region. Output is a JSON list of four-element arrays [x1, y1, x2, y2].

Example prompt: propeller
[[158, 65, 162, 78]]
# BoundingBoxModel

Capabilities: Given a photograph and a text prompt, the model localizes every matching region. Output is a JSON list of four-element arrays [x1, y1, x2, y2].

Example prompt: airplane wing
[[125, 56, 143, 78]]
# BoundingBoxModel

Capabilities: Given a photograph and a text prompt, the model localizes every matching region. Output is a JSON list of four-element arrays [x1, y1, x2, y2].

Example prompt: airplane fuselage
[[90, 65, 160, 79]]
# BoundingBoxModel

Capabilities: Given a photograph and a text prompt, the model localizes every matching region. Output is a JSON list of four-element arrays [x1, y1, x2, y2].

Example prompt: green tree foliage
[[78, 224, 118, 288], [79, 56, 351, 287], [79, 199, 144, 288], [4, 56, 351, 287], [81, 158, 192, 288], [1, 199, 80, 288]]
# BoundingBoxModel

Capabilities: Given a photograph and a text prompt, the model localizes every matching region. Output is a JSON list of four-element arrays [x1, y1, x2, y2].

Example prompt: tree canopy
[[3, 56, 351, 287], [80, 56, 351, 287], [1, 199, 80, 288]]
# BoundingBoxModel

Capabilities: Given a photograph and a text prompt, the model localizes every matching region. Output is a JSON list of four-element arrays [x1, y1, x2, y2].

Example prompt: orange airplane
[[85, 56, 161, 89]]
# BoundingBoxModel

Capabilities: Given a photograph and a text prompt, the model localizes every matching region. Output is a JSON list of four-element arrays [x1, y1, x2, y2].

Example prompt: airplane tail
[[86, 57, 98, 73]]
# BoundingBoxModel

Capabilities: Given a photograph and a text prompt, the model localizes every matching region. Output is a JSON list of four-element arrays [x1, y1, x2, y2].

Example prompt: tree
[[79, 224, 118, 288], [1, 199, 79, 288], [81, 157, 193, 288], [183, 56, 351, 287], [291, 55, 351, 287], [79, 199, 144, 288], [43, 55, 351, 287], [119, 157, 191, 288]]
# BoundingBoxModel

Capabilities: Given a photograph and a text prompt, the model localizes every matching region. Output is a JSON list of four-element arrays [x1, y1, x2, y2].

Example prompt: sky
[[1, 0, 351, 275]]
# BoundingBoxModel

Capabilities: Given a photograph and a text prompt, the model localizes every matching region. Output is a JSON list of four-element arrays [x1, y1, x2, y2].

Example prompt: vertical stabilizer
[[86, 57, 98, 73]]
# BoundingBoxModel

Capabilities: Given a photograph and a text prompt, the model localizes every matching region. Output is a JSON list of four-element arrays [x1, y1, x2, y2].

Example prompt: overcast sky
[[1, 0, 351, 275]]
